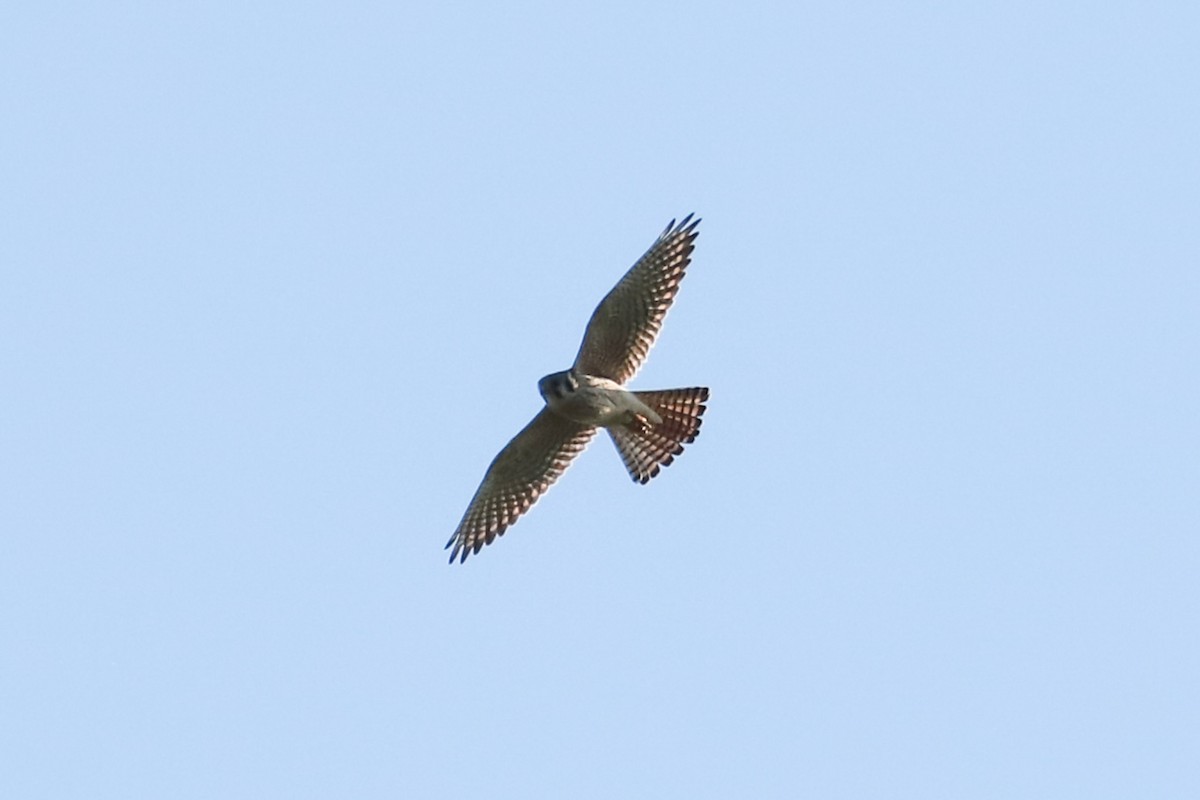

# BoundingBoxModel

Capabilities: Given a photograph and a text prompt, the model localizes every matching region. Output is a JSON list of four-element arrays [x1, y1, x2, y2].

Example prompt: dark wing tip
[[660, 213, 700, 239], [446, 531, 473, 564], [677, 213, 700, 234]]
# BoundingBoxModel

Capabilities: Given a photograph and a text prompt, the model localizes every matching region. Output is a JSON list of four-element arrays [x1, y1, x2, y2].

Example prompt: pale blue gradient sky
[[3, 2, 1198, 797]]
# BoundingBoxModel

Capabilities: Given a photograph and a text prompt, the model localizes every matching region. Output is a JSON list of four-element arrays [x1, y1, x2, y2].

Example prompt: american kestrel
[[446, 215, 709, 563]]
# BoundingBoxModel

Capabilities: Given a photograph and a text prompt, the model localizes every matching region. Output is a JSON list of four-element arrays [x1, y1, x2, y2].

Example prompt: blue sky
[[3, 2, 1197, 797]]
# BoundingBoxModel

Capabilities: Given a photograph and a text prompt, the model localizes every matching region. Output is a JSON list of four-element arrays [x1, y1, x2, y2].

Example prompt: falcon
[[446, 215, 710, 563]]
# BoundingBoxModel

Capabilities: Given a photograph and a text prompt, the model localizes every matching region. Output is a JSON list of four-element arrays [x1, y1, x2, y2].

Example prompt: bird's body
[[538, 370, 661, 430], [446, 215, 710, 563]]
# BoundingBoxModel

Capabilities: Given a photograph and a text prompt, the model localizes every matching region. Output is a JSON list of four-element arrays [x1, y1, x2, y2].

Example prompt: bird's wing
[[572, 215, 700, 384], [446, 408, 596, 563]]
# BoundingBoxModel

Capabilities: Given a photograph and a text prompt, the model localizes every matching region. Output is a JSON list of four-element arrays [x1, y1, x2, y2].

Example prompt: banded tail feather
[[608, 387, 709, 484]]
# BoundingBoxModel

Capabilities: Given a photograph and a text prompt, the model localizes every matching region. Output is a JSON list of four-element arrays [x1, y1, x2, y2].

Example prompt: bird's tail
[[608, 387, 709, 484]]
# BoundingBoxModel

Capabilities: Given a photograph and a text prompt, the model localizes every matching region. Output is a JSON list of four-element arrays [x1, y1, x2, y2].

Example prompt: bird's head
[[538, 369, 579, 402]]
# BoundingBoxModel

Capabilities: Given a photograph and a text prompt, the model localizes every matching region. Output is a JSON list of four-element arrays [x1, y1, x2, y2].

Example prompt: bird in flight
[[446, 215, 710, 563]]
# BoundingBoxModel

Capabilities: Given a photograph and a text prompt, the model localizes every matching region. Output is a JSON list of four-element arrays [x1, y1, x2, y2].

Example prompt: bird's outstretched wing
[[572, 215, 700, 384], [446, 409, 596, 563]]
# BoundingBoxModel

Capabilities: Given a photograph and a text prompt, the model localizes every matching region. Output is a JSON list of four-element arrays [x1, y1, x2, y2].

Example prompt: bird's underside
[[446, 215, 709, 563]]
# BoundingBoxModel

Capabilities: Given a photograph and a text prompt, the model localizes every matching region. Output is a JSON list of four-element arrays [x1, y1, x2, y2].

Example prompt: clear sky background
[[3, 2, 1198, 797]]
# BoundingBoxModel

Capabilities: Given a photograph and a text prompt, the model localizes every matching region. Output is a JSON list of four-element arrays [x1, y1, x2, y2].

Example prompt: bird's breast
[[545, 375, 660, 428]]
